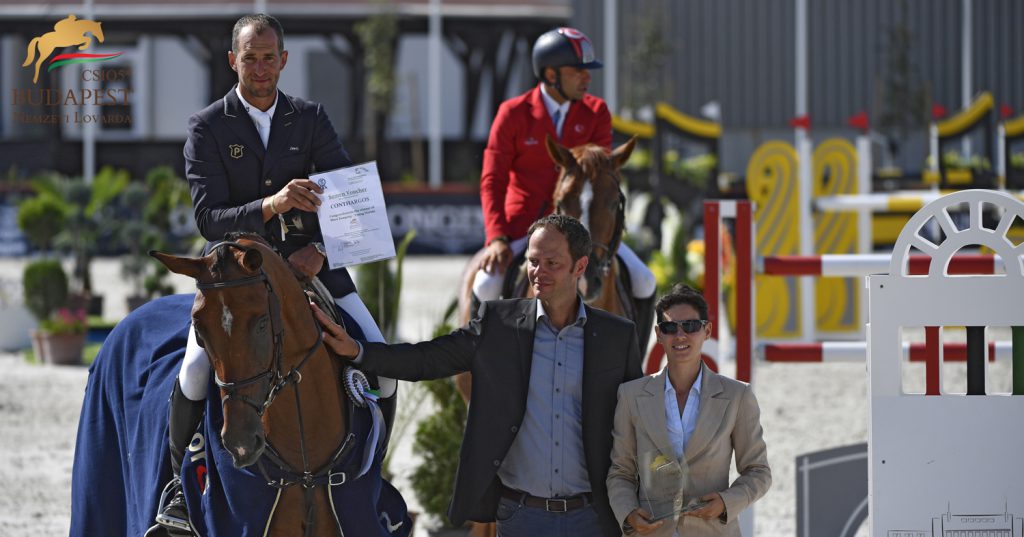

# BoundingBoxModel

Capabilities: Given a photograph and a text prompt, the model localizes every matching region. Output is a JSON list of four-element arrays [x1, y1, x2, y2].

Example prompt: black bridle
[[556, 184, 627, 278], [196, 242, 323, 417], [195, 241, 352, 537]]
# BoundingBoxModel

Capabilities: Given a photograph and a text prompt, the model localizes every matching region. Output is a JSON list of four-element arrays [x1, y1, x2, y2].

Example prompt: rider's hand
[[288, 245, 324, 279], [625, 508, 665, 535], [263, 178, 323, 218], [311, 302, 361, 359], [479, 239, 513, 274]]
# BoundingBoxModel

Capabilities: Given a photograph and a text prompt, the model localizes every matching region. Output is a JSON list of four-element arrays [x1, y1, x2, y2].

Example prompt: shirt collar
[[539, 84, 571, 121], [536, 297, 588, 327], [235, 85, 278, 123], [665, 365, 703, 396]]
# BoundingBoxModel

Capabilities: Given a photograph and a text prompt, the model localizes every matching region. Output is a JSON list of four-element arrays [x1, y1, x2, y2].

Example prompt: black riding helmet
[[532, 27, 602, 101]]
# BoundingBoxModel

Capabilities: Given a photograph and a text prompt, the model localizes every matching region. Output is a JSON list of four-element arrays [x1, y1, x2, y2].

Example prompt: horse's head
[[85, 20, 105, 43], [548, 135, 636, 301], [153, 233, 315, 468]]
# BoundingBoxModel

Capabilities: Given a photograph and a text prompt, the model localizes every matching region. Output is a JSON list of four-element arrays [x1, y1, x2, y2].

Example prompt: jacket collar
[[221, 85, 298, 162], [637, 369, 676, 460], [683, 363, 727, 461]]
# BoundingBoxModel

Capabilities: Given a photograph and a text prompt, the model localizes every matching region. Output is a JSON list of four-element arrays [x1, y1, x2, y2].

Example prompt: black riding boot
[[632, 292, 657, 361], [146, 380, 205, 537]]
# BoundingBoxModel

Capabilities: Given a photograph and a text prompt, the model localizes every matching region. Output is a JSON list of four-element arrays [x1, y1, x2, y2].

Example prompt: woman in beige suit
[[607, 284, 771, 536]]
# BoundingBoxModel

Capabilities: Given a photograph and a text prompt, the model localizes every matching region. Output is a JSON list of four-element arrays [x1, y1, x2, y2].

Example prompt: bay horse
[[458, 134, 640, 346], [69, 232, 408, 537], [454, 136, 639, 537]]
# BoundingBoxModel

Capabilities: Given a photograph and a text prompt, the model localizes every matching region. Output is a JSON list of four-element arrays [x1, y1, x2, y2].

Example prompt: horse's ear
[[240, 249, 263, 272], [150, 250, 205, 279], [545, 134, 576, 169], [610, 136, 637, 170]]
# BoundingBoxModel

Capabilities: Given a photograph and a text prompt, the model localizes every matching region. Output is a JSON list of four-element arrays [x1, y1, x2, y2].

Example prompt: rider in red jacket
[[474, 27, 656, 306]]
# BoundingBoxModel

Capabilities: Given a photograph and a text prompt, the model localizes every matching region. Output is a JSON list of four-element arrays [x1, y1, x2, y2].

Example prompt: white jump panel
[[868, 189, 1024, 536]]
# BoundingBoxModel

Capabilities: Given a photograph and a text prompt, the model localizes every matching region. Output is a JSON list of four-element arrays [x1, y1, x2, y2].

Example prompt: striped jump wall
[[760, 254, 1002, 277], [762, 341, 1013, 363], [815, 191, 1024, 212]]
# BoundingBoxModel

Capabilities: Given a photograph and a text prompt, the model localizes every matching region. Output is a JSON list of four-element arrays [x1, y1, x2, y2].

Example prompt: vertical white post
[[253, 0, 266, 13], [82, 0, 95, 184], [961, 0, 972, 158], [428, 0, 443, 188], [795, 0, 807, 128], [603, 0, 617, 113], [797, 136, 815, 342], [855, 135, 872, 254], [795, 0, 814, 342], [856, 135, 872, 336]]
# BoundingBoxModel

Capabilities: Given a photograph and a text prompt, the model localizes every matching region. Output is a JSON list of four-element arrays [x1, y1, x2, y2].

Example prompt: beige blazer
[[606, 364, 771, 537]]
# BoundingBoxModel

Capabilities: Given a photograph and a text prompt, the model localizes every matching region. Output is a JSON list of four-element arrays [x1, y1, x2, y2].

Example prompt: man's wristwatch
[[311, 241, 327, 258]]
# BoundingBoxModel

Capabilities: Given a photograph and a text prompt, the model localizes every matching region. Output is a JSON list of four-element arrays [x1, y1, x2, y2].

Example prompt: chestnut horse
[[154, 234, 372, 536], [454, 136, 638, 537]]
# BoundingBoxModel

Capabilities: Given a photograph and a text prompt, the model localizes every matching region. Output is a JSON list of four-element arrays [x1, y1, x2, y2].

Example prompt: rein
[[196, 240, 342, 537]]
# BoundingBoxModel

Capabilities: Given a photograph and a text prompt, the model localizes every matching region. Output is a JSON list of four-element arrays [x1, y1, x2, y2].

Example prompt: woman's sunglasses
[[657, 319, 708, 335]]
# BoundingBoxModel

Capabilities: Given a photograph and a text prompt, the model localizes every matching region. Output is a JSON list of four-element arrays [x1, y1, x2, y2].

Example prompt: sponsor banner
[[383, 185, 484, 255]]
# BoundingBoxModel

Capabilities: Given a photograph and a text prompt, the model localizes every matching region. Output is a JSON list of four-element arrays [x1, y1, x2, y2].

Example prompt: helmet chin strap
[[547, 69, 573, 102]]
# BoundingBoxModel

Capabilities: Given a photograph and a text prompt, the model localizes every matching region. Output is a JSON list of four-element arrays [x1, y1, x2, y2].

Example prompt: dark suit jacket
[[183, 86, 355, 296], [360, 298, 643, 536]]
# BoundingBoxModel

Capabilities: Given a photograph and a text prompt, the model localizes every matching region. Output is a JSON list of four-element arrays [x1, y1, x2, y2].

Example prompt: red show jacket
[[480, 85, 612, 243]]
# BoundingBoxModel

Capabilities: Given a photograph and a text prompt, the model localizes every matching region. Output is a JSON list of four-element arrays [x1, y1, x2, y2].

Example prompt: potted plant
[[36, 306, 87, 365], [22, 259, 84, 364]]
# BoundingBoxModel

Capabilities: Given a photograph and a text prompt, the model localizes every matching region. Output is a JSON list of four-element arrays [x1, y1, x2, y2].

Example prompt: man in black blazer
[[315, 214, 644, 537], [149, 14, 390, 536]]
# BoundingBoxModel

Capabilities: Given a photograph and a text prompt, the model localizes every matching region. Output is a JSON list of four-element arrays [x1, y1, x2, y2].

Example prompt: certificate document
[[311, 161, 396, 269]]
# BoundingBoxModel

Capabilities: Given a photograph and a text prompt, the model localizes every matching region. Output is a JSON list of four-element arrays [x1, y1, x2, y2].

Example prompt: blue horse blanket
[[70, 294, 410, 537]]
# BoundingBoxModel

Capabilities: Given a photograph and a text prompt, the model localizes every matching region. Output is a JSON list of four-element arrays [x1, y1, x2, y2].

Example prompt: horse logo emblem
[[228, 144, 244, 159], [22, 14, 122, 84]]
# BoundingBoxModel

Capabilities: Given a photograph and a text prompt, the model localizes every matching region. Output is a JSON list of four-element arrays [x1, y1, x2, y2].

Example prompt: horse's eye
[[255, 315, 269, 334]]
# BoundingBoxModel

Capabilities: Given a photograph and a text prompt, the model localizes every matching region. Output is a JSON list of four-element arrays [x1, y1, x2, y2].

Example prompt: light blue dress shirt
[[664, 367, 702, 461], [497, 299, 589, 498]]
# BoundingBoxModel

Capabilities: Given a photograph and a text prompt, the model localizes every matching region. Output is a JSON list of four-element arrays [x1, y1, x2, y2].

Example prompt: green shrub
[[409, 377, 466, 525], [408, 299, 466, 526], [22, 260, 68, 321], [17, 194, 67, 251]]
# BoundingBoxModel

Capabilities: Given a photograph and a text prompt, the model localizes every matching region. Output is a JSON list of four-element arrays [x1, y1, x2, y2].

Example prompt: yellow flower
[[650, 454, 670, 471]]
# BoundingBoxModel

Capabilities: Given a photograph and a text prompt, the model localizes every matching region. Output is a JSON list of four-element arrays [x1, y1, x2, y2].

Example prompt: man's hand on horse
[[479, 239, 513, 273], [310, 302, 361, 359], [263, 178, 323, 215], [287, 245, 325, 279]]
